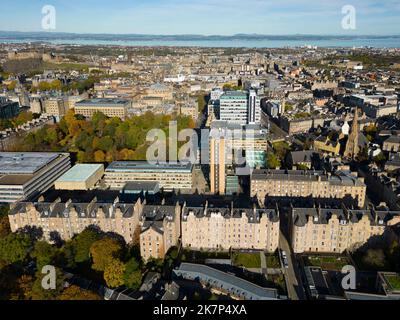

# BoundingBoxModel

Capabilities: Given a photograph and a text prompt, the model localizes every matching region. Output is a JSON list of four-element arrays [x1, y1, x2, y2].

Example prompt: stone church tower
[[344, 108, 360, 159]]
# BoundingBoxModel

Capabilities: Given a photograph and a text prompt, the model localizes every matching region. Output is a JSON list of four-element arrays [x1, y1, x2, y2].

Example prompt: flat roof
[[0, 152, 60, 174], [220, 91, 248, 99], [106, 161, 193, 173], [56, 164, 104, 183], [0, 174, 32, 185], [75, 98, 130, 107]]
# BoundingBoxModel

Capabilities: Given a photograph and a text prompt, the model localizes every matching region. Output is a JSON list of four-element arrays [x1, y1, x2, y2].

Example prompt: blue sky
[[1, 0, 400, 35]]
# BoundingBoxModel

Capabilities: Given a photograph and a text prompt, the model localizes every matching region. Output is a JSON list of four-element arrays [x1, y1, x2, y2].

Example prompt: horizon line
[[1, 30, 400, 37]]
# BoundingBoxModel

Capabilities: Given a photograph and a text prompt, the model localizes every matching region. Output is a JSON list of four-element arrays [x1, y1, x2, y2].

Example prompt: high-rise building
[[210, 121, 268, 195], [219, 90, 260, 125], [210, 134, 226, 195]]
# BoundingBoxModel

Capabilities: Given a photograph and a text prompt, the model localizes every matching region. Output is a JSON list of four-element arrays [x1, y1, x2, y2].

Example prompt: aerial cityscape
[[1, 0, 400, 309]]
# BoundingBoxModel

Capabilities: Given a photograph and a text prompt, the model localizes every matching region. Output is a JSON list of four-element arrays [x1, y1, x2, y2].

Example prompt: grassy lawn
[[232, 253, 261, 269], [385, 275, 400, 291], [305, 255, 350, 271], [43, 62, 89, 71], [265, 254, 280, 269]]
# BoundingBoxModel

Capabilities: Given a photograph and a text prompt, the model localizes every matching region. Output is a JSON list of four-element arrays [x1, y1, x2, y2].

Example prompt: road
[[279, 230, 306, 300]]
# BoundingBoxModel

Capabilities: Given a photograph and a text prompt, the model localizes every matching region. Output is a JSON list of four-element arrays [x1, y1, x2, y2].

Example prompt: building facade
[[104, 161, 193, 192], [219, 90, 261, 125], [0, 152, 71, 203], [140, 202, 181, 261], [8, 192, 143, 243], [251, 170, 366, 207], [74, 98, 130, 119], [181, 202, 279, 252], [291, 205, 400, 253]]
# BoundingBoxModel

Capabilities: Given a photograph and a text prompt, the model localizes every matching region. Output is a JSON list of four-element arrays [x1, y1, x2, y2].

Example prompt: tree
[[104, 258, 125, 288], [123, 257, 142, 289], [373, 152, 386, 165], [362, 248, 387, 270], [14, 275, 34, 300], [31, 241, 58, 270], [31, 268, 65, 300], [7, 80, 17, 91], [50, 79, 63, 91], [59, 285, 101, 300], [267, 153, 281, 169], [90, 238, 123, 272], [0, 233, 32, 265], [97, 136, 114, 152], [94, 150, 105, 162], [72, 229, 102, 264], [0, 216, 11, 239], [124, 269, 142, 290]]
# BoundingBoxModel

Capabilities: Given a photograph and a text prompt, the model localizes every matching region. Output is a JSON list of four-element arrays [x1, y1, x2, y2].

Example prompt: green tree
[[31, 241, 58, 270], [104, 258, 125, 288], [0, 233, 32, 265], [267, 153, 281, 169], [31, 268, 65, 300], [90, 238, 123, 272], [72, 229, 102, 264], [362, 248, 387, 270], [123, 257, 142, 289]]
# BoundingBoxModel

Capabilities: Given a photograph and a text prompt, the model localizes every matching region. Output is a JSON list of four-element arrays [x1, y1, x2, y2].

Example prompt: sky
[[1, 0, 400, 35]]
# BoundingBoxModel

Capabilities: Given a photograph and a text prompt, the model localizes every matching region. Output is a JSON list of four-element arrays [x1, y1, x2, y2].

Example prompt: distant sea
[[1, 34, 400, 48]]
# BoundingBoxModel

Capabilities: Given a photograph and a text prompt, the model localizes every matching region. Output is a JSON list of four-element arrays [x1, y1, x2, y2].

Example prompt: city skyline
[[1, 0, 400, 35]]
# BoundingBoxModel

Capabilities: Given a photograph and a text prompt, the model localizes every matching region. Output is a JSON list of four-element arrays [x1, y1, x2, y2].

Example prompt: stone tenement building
[[291, 204, 400, 254], [181, 201, 280, 253], [8, 191, 143, 244], [139, 202, 181, 262], [251, 170, 366, 208]]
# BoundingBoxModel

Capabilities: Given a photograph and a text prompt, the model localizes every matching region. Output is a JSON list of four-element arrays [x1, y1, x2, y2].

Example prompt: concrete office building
[[0, 152, 71, 203], [219, 90, 261, 125], [0, 97, 19, 119], [291, 204, 400, 254], [104, 161, 193, 192], [181, 201, 280, 252], [210, 121, 268, 195], [74, 98, 130, 119], [251, 170, 366, 207], [54, 164, 104, 190]]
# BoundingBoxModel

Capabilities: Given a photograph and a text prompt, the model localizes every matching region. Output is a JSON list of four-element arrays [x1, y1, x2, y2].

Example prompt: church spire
[[344, 108, 360, 159]]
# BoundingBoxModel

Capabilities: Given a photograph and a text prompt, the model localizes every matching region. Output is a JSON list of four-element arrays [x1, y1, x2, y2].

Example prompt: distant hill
[[1, 31, 399, 42]]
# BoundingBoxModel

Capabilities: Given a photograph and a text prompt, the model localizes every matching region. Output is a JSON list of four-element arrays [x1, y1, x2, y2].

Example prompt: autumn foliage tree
[[59, 285, 101, 300], [90, 238, 123, 272], [104, 258, 126, 288]]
